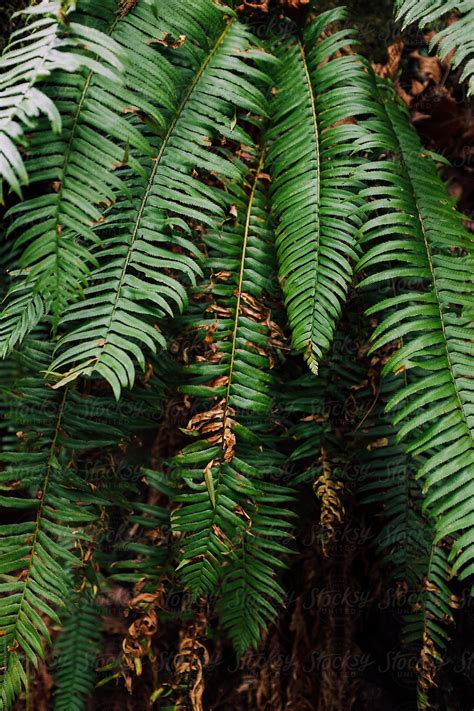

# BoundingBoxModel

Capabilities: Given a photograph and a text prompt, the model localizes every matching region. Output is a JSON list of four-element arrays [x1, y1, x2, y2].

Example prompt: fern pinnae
[[171, 149, 269, 598], [0, 339, 137, 708], [0, 0, 179, 347], [268, 8, 380, 374], [171, 147, 294, 650], [0, 0, 94, 202], [51, 11, 270, 398], [395, 0, 474, 95], [0, 366, 69, 708], [357, 77, 474, 582], [52, 589, 103, 711]]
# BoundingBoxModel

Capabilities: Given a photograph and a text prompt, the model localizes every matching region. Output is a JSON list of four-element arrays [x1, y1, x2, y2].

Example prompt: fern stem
[[221, 148, 266, 443]]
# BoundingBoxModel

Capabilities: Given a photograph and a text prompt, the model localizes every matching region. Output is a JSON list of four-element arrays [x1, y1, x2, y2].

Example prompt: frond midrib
[[221, 149, 266, 441], [187, 149, 266, 596], [297, 39, 321, 353]]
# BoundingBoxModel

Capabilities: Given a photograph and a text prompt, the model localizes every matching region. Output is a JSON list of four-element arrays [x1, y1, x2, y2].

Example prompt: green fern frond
[[51, 12, 271, 398], [0, 0, 121, 202], [52, 590, 103, 711], [217, 479, 293, 654], [0, 0, 182, 340], [404, 543, 454, 709], [358, 371, 454, 687], [357, 78, 474, 581], [110, 468, 175, 585], [0, 340, 124, 708], [359, 375, 431, 584], [0, 281, 46, 357], [169, 150, 294, 651], [267, 8, 380, 374], [395, 0, 474, 95]]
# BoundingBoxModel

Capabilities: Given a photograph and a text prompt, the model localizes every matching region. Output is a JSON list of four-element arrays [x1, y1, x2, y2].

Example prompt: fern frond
[[0, 0, 182, 339], [0, 0, 120, 202], [217, 482, 292, 655], [170, 150, 294, 651], [359, 375, 431, 584], [267, 8, 380, 373], [0, 280, 46, 356], [358, 370, 454, 679], [0, 340, 123, 708], [357, 78, 474, 581], [52, 590, 103, 711], [396, 0, 474, 95], [404, 542, 454, 709], [51, 12, 271, 398]]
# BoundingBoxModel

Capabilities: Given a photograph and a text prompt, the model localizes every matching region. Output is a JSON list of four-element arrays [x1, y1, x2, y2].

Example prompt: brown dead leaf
[[149, 33, 186, 49], [373, 41, 404, 80]]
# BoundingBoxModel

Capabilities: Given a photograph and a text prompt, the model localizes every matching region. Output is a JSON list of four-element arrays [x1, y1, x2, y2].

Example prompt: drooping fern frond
[[52, 590, 103, 711], [357, 371, 456, 705], [357, 77, 474, 582], [395, 0, 474, 95], [0, 339, 130, 708], [359, 377, 431, 584], [169, 149, 294, 652], [51, 10, 272, 398], [404, 542, 454, 709], [267, 8, 381, 374], [0, 0, 182, 339], [109, 467, 176, 586], [0, 0, 124, 203]]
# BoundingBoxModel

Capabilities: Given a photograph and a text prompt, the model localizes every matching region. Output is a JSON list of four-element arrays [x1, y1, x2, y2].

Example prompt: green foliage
[[358, 374, 455, 707], [0, 341, 108, 708], [170, 148, 295, 651], [0, 0, 174, 342], [395, 0, 474, 95], [357, 77, 474, 581], [267, 7, 378, 373], [52, 590, 103, 711], [0, 0, 123, 203], [0, 1, 473, 708], [50, 7, 271, 397]]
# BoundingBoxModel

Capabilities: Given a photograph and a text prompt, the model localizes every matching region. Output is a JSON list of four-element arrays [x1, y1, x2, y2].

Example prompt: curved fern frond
[[0, 0, 122, 202], [395, 0, 474, 95], [217, 486, 291, 655], [51, 13, 270, 398], [0, 340, 122, 708], [358, 371, 455, 703], [357, 78, 474, 581], [404, 543, 454, 709], [267, 8, 380, 373], [0, 279, 46, 356], [52, 590, 103, 711], [170, 150, 294, 652], [0, 0, 183, 338]]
